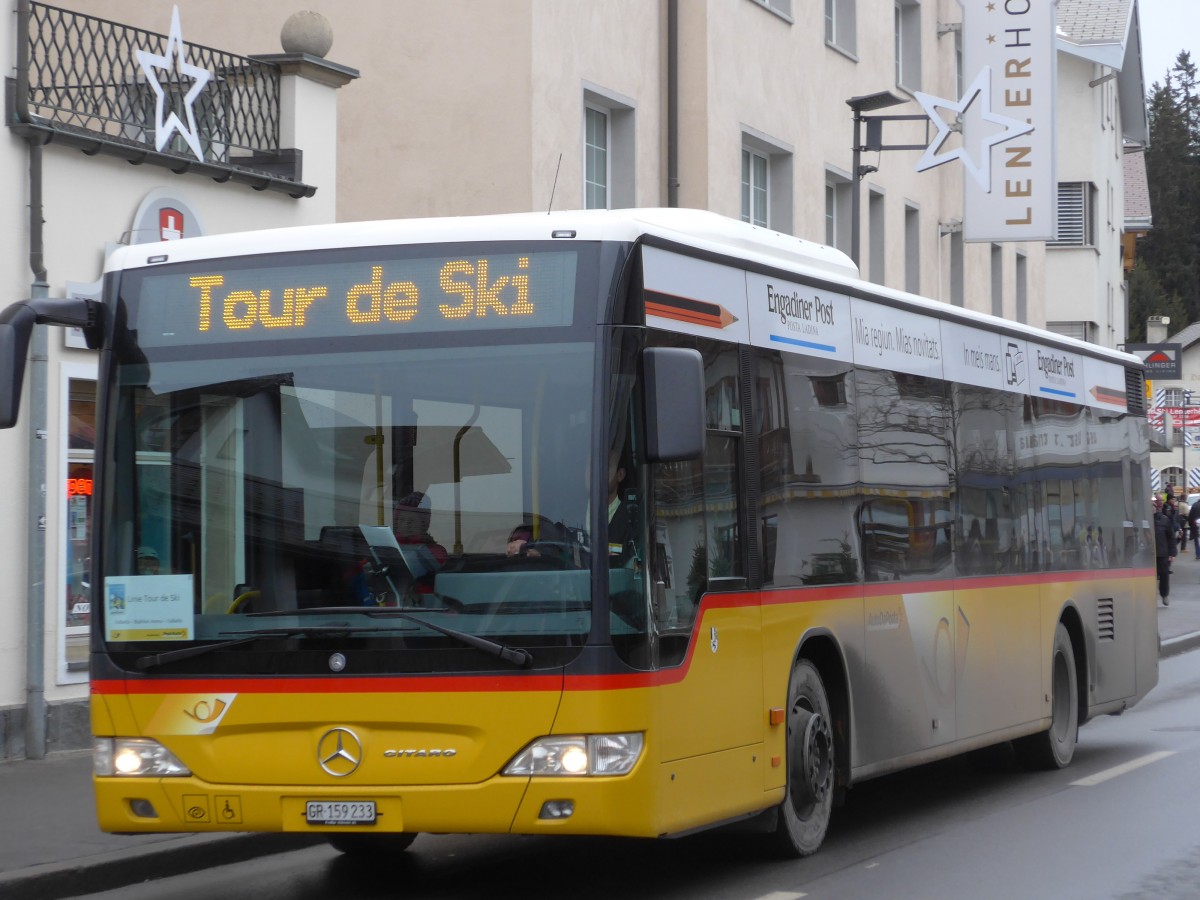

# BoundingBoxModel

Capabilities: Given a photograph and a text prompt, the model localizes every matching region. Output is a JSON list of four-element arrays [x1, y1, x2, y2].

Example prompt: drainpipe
[[17, 0, 49, 760], [667, 0, 678, 207]]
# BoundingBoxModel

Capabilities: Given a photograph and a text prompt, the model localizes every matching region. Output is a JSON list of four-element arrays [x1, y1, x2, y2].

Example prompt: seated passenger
[[136, 545, 161, 575], [393, 491, 448, 565], [506, 524, 536, 557]]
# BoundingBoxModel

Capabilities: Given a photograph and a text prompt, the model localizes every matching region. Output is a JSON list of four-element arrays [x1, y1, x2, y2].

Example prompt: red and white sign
[[131, 189, 204, 245], [159, 207, 184, 241]]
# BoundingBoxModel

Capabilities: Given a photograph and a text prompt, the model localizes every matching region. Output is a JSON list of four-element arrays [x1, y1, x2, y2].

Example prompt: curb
[[1160, 629, 1200, 659], [0, 832, 324, 900]]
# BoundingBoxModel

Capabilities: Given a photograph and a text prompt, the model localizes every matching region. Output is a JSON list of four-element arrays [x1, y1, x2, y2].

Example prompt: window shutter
[[1051, 182, 1085, 246]]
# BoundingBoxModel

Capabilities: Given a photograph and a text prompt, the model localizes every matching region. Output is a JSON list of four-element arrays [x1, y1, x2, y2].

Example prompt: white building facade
[[1047, 0, 1148, 349], [1, 0, 1144, 757], [0, 2, 356, 757]]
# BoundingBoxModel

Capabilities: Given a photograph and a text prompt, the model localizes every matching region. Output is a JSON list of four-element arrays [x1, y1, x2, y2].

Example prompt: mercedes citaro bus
[[0, 208, 1157, 857]]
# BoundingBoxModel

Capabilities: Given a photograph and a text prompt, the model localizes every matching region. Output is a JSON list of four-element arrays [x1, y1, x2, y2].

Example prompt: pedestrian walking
[[1188, 500, 1200, 560], [1154, 494, 1177, 605], [1162, 490, 1180, 573]]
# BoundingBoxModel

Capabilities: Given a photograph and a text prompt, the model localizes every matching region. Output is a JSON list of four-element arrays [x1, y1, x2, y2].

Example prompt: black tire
[[326, 832, 418, 856], [1014, 621, 1078, 769], [772, 659, 836, 857]]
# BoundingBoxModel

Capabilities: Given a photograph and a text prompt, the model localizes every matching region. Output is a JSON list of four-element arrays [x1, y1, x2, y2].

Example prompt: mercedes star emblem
[[317, 727, 363, 777]]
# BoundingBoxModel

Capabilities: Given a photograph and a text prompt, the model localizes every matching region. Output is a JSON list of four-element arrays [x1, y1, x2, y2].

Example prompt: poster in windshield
[[104, 575, 194, 641]]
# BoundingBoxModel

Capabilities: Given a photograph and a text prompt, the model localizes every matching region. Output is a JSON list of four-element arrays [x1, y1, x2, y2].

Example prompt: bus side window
[[755, 348, 861, 589], [649, 335, 743, 667]]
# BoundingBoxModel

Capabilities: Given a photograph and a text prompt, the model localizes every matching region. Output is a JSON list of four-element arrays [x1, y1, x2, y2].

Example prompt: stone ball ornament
[[281, 10, 333, 58]]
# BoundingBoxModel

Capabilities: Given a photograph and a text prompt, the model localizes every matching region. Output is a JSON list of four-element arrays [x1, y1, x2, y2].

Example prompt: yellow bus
[[0, 208, 1158, 857]]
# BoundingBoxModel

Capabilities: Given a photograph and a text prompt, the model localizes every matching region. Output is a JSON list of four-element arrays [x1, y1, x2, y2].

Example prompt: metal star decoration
[[913, 67, 1034, 192], [135, 6, 212, 161]]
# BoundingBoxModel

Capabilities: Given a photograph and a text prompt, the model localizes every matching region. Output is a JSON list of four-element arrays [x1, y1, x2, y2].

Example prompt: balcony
[[8, 2, 313, 198]]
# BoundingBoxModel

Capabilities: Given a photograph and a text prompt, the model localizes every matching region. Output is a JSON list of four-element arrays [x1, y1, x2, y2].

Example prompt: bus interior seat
[[287, 526, 373, 606]]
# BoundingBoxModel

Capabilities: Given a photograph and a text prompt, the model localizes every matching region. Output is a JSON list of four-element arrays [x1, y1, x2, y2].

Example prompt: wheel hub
[[794, 709, 833, 804]]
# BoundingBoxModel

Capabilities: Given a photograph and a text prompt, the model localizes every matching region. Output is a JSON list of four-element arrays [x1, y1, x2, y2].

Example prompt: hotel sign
[[1125, 343, 1182, 380], [915, 0, 1056, 242]]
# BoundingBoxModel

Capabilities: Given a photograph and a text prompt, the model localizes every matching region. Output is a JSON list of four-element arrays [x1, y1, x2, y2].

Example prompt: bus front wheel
[[772, 659, 835, 858], [1014, 621, 1078, 770]]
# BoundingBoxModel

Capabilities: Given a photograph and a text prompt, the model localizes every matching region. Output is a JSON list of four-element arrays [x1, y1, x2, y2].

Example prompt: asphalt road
[[4, 577, 1200, 900], [63, 649, 1200, 900]]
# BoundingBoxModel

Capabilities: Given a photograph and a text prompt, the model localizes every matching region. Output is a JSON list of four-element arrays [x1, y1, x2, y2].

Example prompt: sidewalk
[[3, 583, 1200, 900], [1157, 549, 1200, 656]]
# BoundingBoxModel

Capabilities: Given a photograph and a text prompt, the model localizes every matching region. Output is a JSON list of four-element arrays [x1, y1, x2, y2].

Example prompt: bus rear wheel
[[326, 832, 418, 856], [1014, 621, 1078, 770], [772, 659, 835, 858]]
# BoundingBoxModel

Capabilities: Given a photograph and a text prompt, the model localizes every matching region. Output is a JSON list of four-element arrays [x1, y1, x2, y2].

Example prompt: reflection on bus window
[[755, 349, 860, 588], [859, 497, 951, 581], [649, 334, 745, 668], [857, 368, 951, 582]]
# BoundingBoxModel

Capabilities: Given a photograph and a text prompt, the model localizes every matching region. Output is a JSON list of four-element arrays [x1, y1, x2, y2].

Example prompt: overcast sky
[[1138, 0, 1199, 88]]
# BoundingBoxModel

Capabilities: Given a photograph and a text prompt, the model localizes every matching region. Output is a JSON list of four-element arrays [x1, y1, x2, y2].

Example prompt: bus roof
[[106, 207, 857, 276], [105, 207, 1139, 369]]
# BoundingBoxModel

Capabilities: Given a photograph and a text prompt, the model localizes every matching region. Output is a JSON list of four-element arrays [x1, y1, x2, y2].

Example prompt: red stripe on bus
[[91, 674, 565, 694]]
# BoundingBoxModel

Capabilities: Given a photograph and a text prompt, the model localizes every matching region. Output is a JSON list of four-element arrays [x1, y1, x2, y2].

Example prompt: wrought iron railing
[[9, 2, 313, 197]]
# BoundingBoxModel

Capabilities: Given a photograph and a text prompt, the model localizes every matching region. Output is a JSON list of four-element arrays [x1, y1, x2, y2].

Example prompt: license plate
[[305, 800, 377, 826]]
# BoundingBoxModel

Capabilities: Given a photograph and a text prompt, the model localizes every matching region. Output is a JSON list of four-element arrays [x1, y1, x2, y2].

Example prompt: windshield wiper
[[365, 609, 532, 667], [134, 625, 379, 671], [246, 607, 533, 668]]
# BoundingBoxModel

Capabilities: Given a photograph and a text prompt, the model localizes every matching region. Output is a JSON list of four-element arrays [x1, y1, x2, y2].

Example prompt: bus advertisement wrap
[[645, 246, 1129, 413]]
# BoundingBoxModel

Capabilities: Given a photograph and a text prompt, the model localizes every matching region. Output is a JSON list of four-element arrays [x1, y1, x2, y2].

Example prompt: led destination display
[[133, 250, 579, 347]]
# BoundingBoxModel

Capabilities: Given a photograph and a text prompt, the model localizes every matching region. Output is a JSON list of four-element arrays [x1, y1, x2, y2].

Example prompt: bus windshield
[[99, 244, 603, 674]]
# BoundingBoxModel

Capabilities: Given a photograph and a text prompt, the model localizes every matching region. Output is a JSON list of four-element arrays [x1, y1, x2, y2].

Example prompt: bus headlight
[[93, 737, 191, 777], [503, 733, 643, 777]]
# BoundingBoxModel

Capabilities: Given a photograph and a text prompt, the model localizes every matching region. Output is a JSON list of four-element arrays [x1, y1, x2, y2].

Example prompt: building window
[[1107, 282, 1116, 346], [950, 229, 964, 307], [991, 244, 1003, 317], [582, 88, 636, 210], [1162, 466, 1184, 491], [826, 171, 853, 255], [748, 0, 793, 19], [585, 106, 609, 210], [904, 204, 920, 294], [1048, 321, 1099, 343], [895, 0, 922, 91], [1015, 252, 1027, 322], [868, 188, 885, 284], [1050, 181, 1097, 247], [742, 149, 768, 226], [742, 130, 794, 233], [1164, 387, 1187, 407], [954, 27, 964, 99], [825, 0, 857, 55], [61, 370, 97, 684]]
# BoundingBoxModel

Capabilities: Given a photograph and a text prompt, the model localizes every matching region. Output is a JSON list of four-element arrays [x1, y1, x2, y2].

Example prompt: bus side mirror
[[0, 305, 37, 429], [643, 346, 704, 462], [0, 298, 102, 429]]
